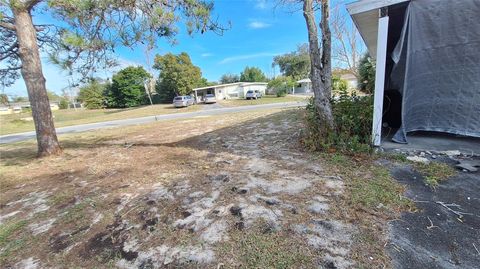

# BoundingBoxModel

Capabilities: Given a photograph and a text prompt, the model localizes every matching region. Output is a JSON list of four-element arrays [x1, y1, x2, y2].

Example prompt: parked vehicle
[[173, 96, 194, 108], [245, 90, 262, 100], [204, 94, 217, 104]]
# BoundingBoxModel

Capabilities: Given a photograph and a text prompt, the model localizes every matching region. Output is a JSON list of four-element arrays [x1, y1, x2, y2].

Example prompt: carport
[[193, 86, 216, 103], [347, 0, 480, 148]]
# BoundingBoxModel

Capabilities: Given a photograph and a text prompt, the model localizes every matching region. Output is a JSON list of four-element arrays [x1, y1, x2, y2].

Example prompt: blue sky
[[4, 0, 357, 97]]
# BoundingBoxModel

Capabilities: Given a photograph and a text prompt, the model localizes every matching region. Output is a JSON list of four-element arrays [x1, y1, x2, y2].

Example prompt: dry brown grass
[[0, 107, 412, 269]]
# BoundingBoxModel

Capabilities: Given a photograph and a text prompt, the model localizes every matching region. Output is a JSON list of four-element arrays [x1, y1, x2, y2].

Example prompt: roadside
[[0, 108, 410, 268], [0, 101, 306, 144], [218, 95, 307, 107], [0, 96, 306, 136], [0, 104, 200, 136]]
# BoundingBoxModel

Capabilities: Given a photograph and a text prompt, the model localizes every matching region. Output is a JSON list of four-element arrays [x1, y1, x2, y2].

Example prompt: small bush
[[78, 80, 107, 109], [276, 87, 287, 97], [267, 76, 294, 97], [302, 88, 373, 153], [59, 98, 69, 109]]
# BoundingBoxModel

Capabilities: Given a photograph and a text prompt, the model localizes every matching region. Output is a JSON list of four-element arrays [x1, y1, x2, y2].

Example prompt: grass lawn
[[0, 108, 413, 268], [0, 104, 200, 135], [218, 94, 308, 107]]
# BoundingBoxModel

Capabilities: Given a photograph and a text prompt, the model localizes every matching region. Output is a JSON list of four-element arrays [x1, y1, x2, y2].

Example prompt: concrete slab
[[381, 132, 480, 156]]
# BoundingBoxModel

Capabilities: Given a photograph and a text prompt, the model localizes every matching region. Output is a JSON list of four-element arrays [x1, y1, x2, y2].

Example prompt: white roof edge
[[193, 82, 268, 91], [346, 0, 409, 15], [297, 78, 311, 83]]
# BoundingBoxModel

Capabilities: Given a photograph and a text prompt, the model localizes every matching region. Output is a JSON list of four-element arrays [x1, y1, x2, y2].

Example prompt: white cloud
[[113, 57, 145, 71], [248, 20, 272, 29], [219, 52, 279, 64], [252, 0, 268, 9], [201, 53, 213, 57]]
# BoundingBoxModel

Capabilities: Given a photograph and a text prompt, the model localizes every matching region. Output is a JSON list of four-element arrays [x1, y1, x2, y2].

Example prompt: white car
[[204, 94, 216, 104], [245, 90, 262, 100], [173, 96, 194, 108]]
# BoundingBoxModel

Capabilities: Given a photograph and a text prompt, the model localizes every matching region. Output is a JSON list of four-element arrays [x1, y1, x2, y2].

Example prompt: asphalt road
[[0, 101, 305, 144]]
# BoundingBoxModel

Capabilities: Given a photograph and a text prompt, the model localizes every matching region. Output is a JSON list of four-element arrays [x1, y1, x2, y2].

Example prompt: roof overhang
[[346, 0, 410, 56]]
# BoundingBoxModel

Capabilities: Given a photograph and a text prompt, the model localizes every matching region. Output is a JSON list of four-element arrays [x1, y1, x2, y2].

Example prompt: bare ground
[[0, 108, 410, 268]]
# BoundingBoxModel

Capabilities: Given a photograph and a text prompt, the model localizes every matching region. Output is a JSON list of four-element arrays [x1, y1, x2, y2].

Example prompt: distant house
[[50, 103, 59, 111], [293, 72, 359, 95], [339, 73, 358, 90], [0, 102, 61, 114], [293, 79, 312, 94], [0, 106, 11, 115], [193, 82, 267, 102]]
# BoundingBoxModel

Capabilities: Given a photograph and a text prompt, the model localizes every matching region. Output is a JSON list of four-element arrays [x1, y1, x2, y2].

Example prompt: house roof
[[340, 73, 357, 81], [192, 82, 268, 92], [297, 78, 311, 83], [346, 0, 410, 56]]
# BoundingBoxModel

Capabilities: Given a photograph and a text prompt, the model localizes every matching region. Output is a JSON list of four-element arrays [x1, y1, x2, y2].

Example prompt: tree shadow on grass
[[0, 108, 305, 167]]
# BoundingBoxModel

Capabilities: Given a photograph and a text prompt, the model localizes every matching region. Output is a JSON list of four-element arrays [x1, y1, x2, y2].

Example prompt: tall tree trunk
[[13, 7, 62, 157], [320, 0, 332, 98], [303, 0, 335, 129]]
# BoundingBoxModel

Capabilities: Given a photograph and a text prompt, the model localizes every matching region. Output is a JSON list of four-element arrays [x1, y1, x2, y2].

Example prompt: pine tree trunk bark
[[303, 0, 335, 129], [13, 8, 62, 157]]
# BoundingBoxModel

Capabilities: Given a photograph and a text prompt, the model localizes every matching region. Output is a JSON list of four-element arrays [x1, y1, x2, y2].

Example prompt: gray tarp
[[392, 0, 480, 143]]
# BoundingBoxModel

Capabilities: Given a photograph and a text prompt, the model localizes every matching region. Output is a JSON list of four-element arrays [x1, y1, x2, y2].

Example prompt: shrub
[[276, 87, 288, 97], [358, 53, 376, 94], [107, 66, 150, 107], [267, 76, 294, 97], [59, 98, 69, 109], [302, 88, 373, 153], [78, 81, 107, 109]]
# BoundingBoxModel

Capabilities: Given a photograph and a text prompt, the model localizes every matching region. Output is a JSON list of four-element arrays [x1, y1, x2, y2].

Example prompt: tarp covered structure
[[390, 0, 480, 143]]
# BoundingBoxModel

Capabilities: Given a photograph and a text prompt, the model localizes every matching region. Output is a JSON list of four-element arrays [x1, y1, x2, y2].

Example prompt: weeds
[[0, 220, 28, 262], [414, 162, 456, 187], [0, 220, 27, 246], [350, 166, 413, 211], [218, 222, 315, 268]]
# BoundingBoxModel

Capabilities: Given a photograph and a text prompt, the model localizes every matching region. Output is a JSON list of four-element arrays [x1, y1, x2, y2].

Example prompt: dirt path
[[0, 109, 359, 268]]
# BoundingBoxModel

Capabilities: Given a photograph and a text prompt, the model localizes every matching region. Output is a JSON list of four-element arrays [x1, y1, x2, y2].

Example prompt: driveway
[[388, 158, 480, 269], [0, 101, 305, 144]]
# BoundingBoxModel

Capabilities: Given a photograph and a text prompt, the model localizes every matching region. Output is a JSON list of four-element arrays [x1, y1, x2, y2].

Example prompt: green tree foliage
[[267, 76, 295, 97], [59, 98, 69, 109], [47, 91, 62, 102], [332, 76, 348, 94], [273, 44, 310, 80], [1, 0, 225, 156], [154, 52, 202, 102], [78, 80, 107, 109], [197, 78, 217, 87], [47, 90, 69, 108], [358, 53, 376, 94], [1, 0, 226, 86], [106, 66, 151, 108], [220, 73, 240, 84], [240, 67, 268, 82]]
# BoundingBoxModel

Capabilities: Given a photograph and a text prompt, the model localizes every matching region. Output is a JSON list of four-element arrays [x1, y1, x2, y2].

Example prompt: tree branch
[[0, 21, 16, 31]]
